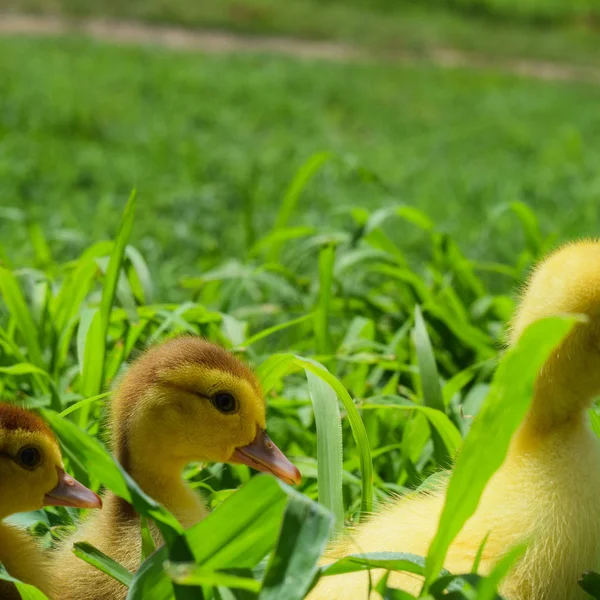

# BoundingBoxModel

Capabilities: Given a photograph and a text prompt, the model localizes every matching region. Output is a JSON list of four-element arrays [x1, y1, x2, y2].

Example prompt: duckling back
[[310, 240, 600, 600]]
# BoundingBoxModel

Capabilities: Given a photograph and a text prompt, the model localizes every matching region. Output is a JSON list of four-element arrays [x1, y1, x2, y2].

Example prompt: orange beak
[[44, 468, 103, 509], [231, 429, 301, 485]]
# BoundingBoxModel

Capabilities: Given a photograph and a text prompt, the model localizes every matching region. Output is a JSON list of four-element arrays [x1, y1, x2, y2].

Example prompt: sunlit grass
[[2, 36, 600, 302], [0, 155, 592, 598]]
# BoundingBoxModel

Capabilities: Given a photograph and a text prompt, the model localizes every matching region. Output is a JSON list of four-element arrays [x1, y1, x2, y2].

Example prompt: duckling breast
[[466, 423, 600, 600]]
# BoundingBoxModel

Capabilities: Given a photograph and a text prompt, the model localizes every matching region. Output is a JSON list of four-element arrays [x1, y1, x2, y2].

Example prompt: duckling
[[310, 240, 600, 600], [52, 336, 301, 600], [0, 403, 102, 599]]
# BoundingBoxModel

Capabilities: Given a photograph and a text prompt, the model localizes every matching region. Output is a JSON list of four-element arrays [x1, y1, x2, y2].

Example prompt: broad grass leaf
[[260, 490, 334, 600], [412, 305, 449, 465], [256, 353, 297, 395], [442, 365, 482, 407], [128, 476, 294, 600], [249, 226, 315, 258], [126, 544, 174, 600], [579, 570, 600, 599], [186, 476, 289, 568], [294, 356, 373, 516], [0, 570, 49, 599], [140, 515, 157, 563], [59, 392, 111, 418], [306, 370, 344, 528]]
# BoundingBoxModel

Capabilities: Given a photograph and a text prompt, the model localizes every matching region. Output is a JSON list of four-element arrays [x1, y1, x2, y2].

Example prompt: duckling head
[[0, 404, 102, 519], [511, 240, 600, 343], [112, 337, 301, 485], [509, 240, 600, 433]]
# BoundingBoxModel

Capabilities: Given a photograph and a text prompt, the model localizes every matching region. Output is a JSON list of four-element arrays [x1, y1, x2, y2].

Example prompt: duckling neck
[[112, 410, 208, 527], [519, 328, 600, 437], [0, 520, 47, 590], [125, 456, 208, 528]]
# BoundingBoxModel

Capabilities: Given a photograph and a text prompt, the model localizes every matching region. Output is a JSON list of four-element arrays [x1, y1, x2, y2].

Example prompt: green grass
[[2, 36, 600, 301], [3, 0, 600, 66], [0, 158, 580, 599], [0, 145, 593, 599], [1, 31, 600, 599]]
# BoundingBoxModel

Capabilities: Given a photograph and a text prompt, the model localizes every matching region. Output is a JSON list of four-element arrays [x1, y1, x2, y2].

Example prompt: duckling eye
[[212, 393, 237, 414], [17, 446, 42, 470]]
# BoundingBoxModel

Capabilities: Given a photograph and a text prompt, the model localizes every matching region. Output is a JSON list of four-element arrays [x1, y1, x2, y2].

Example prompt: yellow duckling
[[0, 403, 102, 599], [310, 240, 600, 600], [53, 336, 301, 600]]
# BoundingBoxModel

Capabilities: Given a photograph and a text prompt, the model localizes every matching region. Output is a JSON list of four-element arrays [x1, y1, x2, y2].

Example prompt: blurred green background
[[0, 0, 599, 299]]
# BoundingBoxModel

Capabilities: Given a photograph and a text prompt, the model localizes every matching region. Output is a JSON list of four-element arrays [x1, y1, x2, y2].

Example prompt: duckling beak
[[231, 429, 301, 485], [44, 468, 103, 509]]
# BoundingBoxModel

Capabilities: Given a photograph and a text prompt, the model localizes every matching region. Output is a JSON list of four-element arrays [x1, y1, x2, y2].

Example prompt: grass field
[[1, 7, 600, 599], [2, 36, 600, 300], [3, 0, 600, 66]]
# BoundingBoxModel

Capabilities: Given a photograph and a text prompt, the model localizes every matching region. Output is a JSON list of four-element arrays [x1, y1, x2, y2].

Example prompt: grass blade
[[166, 563, 260, 592], [412, 305, 444, 412], [59, 392, 111, 418], [76, 307, 106, 426], [306, 370, 344, 528], [140, 515, 157, 562], [315, 244, 335, 355], [185, 476, 289, 568], [579, 571, 600, 599], [424, 315, 576, 588], [320, 552, 425, 578], [238, 313, 313, 349], [99, 190, 137, 334], [294, 357, 373, 516], [361, 402, 462, 457], [73, 542, 134, 587], [260, 490, 334, 600], [413, 304, 461, 466], [267, 152, 331, 262], [0, 571, 49, 599], [475, 543, 527, 600], [0, 363, 49, 377], [0, 266, 43, 366], [127, 476, 293, 600]]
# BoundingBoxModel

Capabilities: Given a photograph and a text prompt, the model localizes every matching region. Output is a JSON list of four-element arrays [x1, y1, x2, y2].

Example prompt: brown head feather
[[0, 403, 55, 440], [117, 336, 262, 408]]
